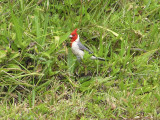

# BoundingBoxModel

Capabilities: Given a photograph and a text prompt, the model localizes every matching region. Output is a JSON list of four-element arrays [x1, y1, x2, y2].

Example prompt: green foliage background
[[0, 0, 160, 119]]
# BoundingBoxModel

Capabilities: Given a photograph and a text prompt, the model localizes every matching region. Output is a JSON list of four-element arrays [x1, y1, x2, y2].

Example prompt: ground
[[0, 0, 160, 119]]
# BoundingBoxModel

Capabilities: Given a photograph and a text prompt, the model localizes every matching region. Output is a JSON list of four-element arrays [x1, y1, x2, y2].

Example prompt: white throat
[[75, 35, 80, 42]]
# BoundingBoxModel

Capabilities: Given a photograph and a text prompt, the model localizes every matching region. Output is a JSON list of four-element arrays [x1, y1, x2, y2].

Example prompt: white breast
[[71, 36, 84, 59]]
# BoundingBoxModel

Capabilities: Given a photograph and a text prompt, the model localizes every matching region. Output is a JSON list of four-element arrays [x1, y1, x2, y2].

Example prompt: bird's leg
[[80, 60, 87, 75], [74, 60, 80, 77], [75, 57, 88, 76]]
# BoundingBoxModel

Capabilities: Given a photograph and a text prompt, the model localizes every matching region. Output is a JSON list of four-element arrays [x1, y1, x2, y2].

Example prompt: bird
[[69, 28, 105, 61]]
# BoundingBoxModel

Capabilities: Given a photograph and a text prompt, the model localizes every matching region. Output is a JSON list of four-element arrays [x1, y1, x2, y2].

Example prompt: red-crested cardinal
[[69, 29, 105, 61]]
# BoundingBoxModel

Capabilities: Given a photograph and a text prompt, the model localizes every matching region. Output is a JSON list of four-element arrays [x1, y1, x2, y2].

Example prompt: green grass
[[0, 0, 160, 119]]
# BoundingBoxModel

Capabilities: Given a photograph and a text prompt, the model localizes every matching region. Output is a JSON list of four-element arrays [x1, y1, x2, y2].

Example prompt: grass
[[0, 0, 160, 119]]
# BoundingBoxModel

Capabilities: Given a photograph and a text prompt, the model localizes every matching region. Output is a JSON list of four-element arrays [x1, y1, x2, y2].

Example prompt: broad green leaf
[[134, 49, 158, 68], [48, 32, 70, 54], [10, 5, 23, 48], [9, 52, 20, 61], [0, 50, 6, 59], [5, 64, 21, 70]]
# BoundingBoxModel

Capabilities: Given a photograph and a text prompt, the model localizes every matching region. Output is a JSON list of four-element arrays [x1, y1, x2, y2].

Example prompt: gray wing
[[78, 41, 93, 54]]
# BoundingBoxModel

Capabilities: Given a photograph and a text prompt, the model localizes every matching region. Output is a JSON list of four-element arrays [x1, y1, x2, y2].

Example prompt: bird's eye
[[73, 34, 75, 36]]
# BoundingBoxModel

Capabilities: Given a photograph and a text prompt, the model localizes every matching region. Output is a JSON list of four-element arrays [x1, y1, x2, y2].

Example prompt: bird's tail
[[97, 57, 105, 61], [91, 56, 105, 61]]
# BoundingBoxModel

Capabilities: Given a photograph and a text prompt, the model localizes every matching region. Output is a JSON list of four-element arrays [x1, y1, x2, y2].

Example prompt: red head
[[69, 28, 78, 47]]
